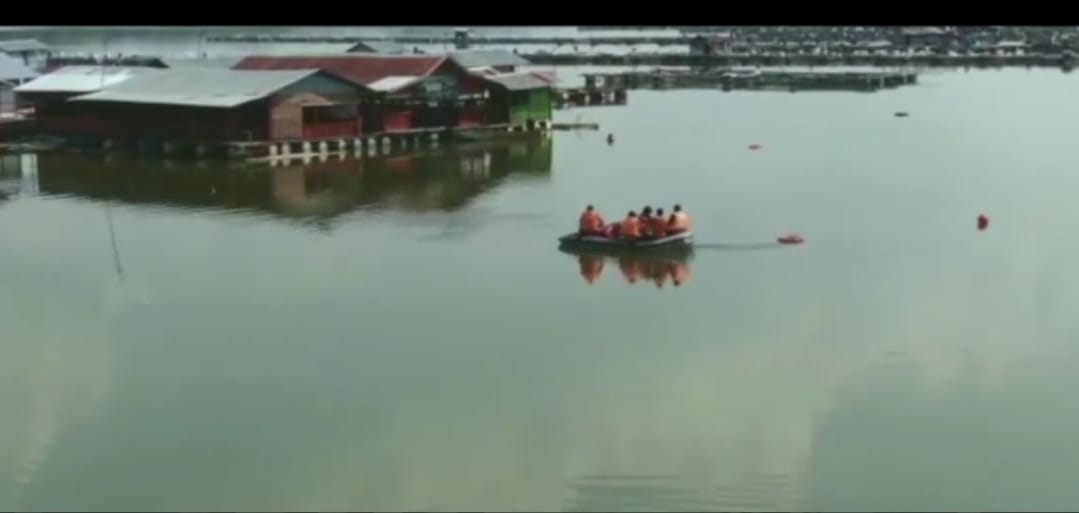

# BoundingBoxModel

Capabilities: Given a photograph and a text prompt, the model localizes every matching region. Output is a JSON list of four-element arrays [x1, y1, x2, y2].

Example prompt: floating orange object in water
[[748, 143, 762, 150], [977, 214, 989, 231], [777, 234, 804, 245]]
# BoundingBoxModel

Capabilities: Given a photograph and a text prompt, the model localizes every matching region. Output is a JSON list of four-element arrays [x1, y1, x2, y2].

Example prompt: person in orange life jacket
[[667, 204, 691, 234], [578, 204, 606, 236], [638, 206, 654, 238], [619, 211, 641, 241], [651, 207, 668, 238]]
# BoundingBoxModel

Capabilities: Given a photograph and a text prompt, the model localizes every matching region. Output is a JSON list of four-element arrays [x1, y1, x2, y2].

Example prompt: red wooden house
[[232, 54, 492, 133]]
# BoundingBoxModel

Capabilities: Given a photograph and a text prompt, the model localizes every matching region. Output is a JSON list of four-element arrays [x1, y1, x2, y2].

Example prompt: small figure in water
[[607, 133, 615, 145], [667, 204, 691, 234], [578, 204, 606, 237]]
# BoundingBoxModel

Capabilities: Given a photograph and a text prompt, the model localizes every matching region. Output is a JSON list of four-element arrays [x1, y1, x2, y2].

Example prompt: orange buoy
[[777, 234, 804, 245], [748, 143, 762, 150], [977, 214, 989, 231]]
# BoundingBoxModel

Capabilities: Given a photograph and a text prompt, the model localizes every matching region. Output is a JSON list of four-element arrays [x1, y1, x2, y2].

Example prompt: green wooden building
[[484, 73, 554, 128]]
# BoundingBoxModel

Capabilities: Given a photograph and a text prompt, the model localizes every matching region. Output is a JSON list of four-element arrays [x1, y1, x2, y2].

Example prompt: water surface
[[3, 64, 1079, 511]]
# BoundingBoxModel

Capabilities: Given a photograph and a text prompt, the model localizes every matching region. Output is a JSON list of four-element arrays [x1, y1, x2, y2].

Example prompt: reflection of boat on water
[[0, 179, 17, 199], [32, 136, 552, 222], [558, 231, 694, 258], [561, 247, 692, 287]]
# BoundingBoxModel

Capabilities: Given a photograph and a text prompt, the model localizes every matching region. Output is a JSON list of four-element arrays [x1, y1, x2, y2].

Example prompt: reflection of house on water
[[33, 136, 552, 223], [0, 153, 38, 200]]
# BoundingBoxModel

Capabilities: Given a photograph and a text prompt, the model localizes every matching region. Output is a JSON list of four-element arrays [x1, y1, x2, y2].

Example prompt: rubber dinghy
[[558, 231, 695, 256]]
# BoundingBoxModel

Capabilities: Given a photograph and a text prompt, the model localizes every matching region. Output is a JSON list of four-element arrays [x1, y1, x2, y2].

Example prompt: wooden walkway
[[554, 88, 628, 109], [31, 122, 597, 163], [582, 69, 918, 92], [206, 34, 691, 46]]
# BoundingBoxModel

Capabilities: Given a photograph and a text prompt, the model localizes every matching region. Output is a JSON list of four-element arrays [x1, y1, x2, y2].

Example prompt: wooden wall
[[268, 72, 362, 141]]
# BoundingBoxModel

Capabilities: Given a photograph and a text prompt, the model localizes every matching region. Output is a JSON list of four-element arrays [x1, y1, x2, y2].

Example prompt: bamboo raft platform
[[206, 34, 692, 46], [554, 88, 629, 108], [581, 69, 918, 92], [245, 122, 596, 165], [203, 33, 1079, 55], [524, 52, 1077, 69]]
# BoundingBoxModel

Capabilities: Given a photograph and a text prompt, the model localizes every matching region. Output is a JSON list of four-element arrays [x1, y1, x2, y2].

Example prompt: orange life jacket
[[650, 216, 668, 238], [620, 216, 640, 239], [638, 215, 653, 237], [579, 211, 603, 233], [668, 212, 690, 232]]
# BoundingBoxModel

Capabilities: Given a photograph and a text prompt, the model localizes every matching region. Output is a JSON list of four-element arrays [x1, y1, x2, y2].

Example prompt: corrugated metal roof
[[15, 66, 160, 93], [0, 39, 50, 54], [0, 54, 38, 81], [232, 54, 449, 87], [530, 70, 558, 84], [347, 41, 408, 55], [484, 72, 555, 91], [469, 66, 500, 77], [69, 68, 324, 108], [367, 75, 422, 92], [450, 49, 529, 69]]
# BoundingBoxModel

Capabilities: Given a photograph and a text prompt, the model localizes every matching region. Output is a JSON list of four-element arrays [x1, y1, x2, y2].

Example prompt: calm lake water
[[5, 28, 1079, 512]]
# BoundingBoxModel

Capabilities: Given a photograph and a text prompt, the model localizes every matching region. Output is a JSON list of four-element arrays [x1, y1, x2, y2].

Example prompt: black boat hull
[[557, 231, 694, 257]]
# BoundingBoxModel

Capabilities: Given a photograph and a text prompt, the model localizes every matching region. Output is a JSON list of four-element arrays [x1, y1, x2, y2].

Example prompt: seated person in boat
[[650, 208, 668, 239], [638, 206, 654, 239], [667, 204, 691, 234], [578, 204, 606, 236], [619, 210, 641, 241]]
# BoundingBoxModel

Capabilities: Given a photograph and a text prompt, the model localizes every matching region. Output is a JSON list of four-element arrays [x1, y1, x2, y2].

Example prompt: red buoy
[[977, 214, 989, 231], [777, 234, 804, 245]]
